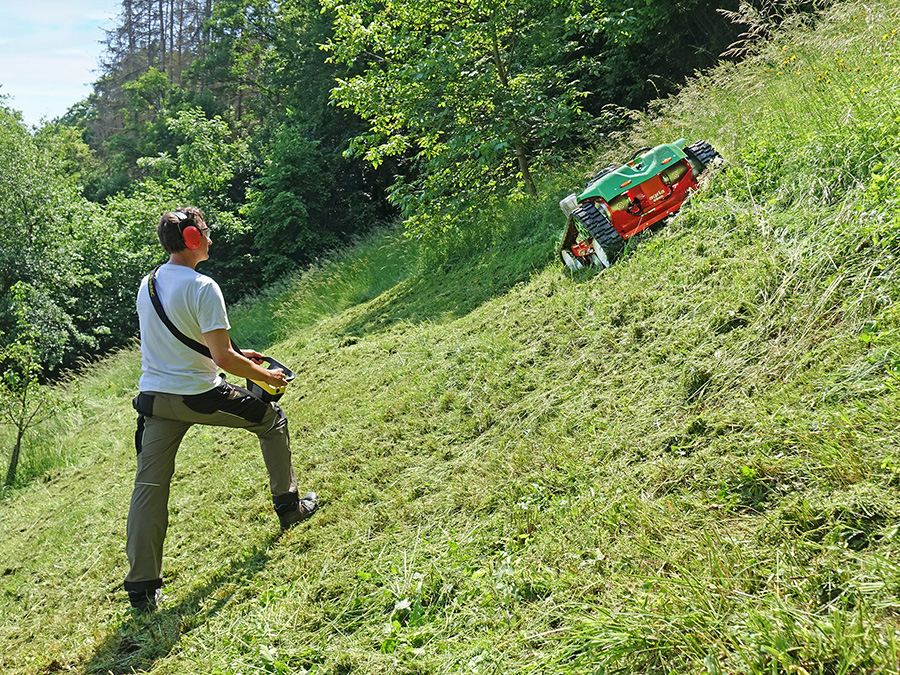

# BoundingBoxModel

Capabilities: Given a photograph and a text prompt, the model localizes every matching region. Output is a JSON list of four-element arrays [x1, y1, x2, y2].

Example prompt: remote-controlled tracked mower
[[558, 139, 720, 270]]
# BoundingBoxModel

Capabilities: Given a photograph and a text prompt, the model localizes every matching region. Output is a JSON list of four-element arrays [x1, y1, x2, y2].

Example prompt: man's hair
[[157, 206, 206, 254]]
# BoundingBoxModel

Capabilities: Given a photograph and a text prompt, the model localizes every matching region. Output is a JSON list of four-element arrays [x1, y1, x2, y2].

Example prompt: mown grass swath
[[2, 1, 900, 674]]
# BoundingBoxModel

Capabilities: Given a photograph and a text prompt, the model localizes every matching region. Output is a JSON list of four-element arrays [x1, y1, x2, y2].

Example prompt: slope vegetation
[[3, 1, 900, 673]]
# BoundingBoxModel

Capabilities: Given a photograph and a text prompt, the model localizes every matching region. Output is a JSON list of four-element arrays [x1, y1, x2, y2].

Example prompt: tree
[[0, 286, 77, 487], [88, 0, 218, 176], [191, 0, 278, 123], [102, 67, 225, 180], [0, 342, 60, 487], [0, 106, 163, 374], [323, 0, 593, 237], [187, 0, 396, 283], [100, 0, 213, 87], [563, 1, 741, 110], [241, 123, 334, 283], [0, 109, 98, 372], [166, 107, 250, 205]]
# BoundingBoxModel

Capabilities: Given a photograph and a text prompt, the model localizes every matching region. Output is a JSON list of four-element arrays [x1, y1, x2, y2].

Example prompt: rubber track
[[572, 203, 623, 252], [685, 140, 720, 174]]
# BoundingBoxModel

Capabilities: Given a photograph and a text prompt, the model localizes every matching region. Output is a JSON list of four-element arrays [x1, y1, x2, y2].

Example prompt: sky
[[0, 1, 121, 127]]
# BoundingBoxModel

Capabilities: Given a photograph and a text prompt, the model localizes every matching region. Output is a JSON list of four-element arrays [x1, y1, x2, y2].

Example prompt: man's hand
[[241, 349, 265, 365], [204, 329, 288, 387], [262, 367, 288, 388], [240, 349, 288, 387]]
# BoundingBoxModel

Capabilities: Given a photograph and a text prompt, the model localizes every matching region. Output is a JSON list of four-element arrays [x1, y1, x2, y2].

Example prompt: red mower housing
[[559, 139, 720, 270]]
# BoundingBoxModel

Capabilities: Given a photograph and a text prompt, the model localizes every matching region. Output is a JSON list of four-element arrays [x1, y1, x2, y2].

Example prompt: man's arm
[[203, 328, 288, 388]]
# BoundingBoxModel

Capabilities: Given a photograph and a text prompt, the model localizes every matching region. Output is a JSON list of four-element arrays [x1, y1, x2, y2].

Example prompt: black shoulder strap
[[148, 266, 238, 359]]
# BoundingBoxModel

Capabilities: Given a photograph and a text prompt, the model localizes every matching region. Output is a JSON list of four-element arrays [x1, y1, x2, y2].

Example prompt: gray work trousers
[[124, 381, 297, 592]]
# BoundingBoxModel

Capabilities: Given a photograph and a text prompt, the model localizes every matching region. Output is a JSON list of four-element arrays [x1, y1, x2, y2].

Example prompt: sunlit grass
[[3, 2, 900, 673]]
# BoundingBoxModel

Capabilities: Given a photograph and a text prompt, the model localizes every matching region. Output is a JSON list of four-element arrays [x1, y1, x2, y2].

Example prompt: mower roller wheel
[[684, 140, 720, 174], [561, 249, 584, 271], [572, 203, 623, 257], [590, 240, 611, 268]]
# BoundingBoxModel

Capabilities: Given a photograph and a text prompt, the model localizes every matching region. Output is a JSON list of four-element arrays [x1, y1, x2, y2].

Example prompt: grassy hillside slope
[[4, 1, 900, 673]]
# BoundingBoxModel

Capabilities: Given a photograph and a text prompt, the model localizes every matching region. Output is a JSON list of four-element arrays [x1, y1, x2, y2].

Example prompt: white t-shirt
[[137, 263, 231, 394]]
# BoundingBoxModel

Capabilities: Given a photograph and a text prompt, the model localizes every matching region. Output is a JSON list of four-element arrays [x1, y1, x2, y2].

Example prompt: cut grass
[[4, 1, 900, 673]]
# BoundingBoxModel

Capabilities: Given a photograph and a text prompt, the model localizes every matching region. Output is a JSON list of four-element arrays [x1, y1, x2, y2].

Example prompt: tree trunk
[[125, 0, 136, 52], [513, 139, 537, 197], [159, 0, 166, 73], [204, 0, 213, 46], [176, 0, 184, 82], [490, 21, 537, 197], [5, 428, 24, 486], [168, 0, 175, 79]]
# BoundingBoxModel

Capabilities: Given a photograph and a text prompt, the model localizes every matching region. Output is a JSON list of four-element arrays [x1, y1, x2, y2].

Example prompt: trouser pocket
[[182, 382, 268, 425], [132, 393, 156, 416], [132, 393, 156, 455]]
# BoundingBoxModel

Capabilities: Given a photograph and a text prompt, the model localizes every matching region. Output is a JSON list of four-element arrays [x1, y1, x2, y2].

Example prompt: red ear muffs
[[173, 210, 203, 250], [182, 224, 202, 250]]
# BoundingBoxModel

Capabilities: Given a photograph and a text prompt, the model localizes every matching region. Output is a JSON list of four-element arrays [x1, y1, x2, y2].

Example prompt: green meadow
[[3, 1, 900, 672]]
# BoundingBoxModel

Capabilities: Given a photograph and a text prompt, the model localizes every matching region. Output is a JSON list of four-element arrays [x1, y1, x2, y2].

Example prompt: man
[[124, 206, 317, 612]]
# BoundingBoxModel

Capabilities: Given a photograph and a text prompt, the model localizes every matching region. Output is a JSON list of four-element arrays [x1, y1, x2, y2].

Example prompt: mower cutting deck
[[559, 139, 720, 270]]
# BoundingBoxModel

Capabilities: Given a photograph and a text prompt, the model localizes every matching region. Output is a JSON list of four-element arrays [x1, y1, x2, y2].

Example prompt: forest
[[0, 0, 827, 380]]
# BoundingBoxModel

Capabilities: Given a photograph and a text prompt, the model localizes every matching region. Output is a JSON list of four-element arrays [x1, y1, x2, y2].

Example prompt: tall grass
[[227, 224, 422, 348], [546, 4, 900, 671]]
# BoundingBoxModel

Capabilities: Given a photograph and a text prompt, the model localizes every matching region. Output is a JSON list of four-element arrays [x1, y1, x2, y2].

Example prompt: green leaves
[[0, 309, 79, 487], [241, 124, 334, 284], [324, 0, 592, 237], [0, 109, 107, 373], [167, 108, 250, 206]]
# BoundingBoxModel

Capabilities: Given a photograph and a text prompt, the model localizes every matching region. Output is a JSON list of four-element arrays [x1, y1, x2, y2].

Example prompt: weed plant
[[3, 1, 900, 674]]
